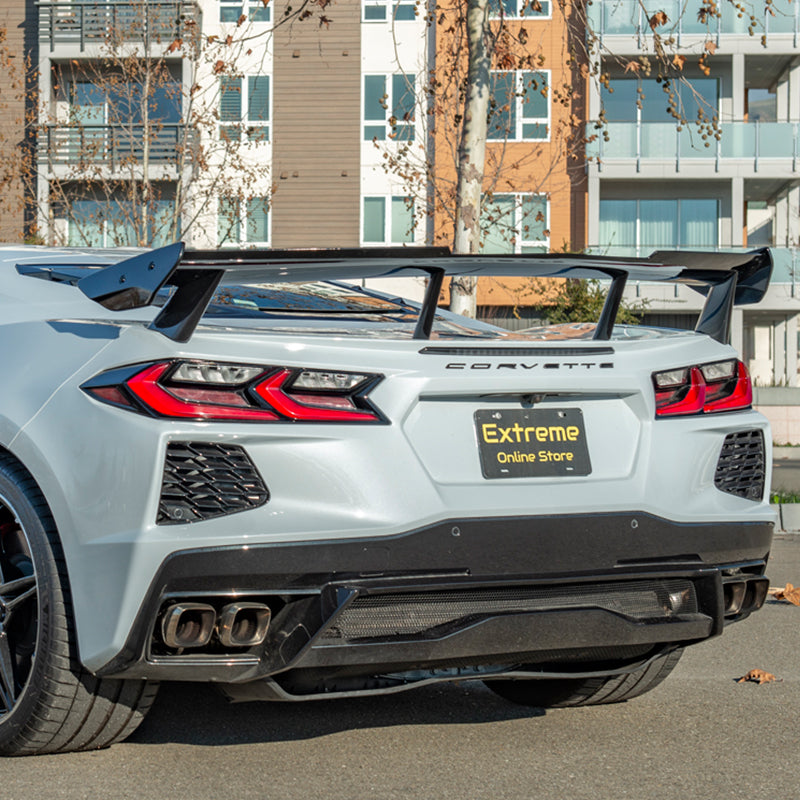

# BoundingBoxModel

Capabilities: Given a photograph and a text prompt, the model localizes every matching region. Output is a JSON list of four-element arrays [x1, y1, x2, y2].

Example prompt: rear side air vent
[[158, 442, 268, 524], [714, 430, 765, 501]]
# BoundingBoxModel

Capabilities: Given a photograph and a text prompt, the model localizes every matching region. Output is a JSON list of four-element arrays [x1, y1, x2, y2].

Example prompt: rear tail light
[[82, 360, 384, 423], [653, 359, 752, 418]]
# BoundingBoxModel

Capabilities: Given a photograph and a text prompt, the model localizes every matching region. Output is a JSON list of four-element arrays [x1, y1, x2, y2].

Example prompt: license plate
[[475, 408, 592, 479]]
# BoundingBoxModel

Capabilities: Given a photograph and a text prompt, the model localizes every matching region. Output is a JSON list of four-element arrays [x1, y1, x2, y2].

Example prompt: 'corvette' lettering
[[446, 362, 613, 370]]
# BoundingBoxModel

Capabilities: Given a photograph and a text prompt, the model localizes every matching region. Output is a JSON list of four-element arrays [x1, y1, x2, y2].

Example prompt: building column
[[587, 172, 600, 249], [787, 186, 800, 247], [787, 314, 799, 387], [789, 60, 800, 121], [730, 177, 744, 247], [774, 317, 788, 385], [731, 307, 745, 356], [37, 61, 52, 242], [775, 192, 790, 248], [732, 54, 745, 120]]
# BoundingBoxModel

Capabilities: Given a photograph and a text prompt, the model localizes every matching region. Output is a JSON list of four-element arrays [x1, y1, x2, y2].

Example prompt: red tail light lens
[[83, 360, 384, 423], [703, 360, 753, 413], [654, 367, 706, 417], [653, 359, 752, 418]]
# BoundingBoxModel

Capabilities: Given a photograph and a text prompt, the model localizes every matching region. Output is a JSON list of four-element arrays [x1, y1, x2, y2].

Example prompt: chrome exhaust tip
[[218, 602, 271, 647], [161, 602, 216, 648]]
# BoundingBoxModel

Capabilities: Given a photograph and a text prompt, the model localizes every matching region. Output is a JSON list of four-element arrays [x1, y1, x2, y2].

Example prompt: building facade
[[585, 0, 800, 388]]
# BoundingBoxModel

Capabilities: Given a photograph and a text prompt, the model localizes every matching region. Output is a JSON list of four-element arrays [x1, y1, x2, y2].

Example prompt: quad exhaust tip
[[218, 602, 271, 647], [160, 601, 271, 650], [161, 602, 216, 649], [723, 577, 769, 616]]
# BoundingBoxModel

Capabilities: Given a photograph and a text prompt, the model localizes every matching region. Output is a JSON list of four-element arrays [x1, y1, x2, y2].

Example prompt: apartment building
[[6, 0, 800, 399], [585, 0, 800, 388]]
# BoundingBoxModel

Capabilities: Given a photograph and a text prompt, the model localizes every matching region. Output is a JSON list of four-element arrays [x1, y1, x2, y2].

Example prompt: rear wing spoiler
[[34, 243, 773, 344]]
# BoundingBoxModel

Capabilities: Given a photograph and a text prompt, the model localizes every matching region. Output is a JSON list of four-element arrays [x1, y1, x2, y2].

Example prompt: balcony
[[38, 2, 201, 52], [588, 120, 800, 172], [39, 124, 193, 171], [588, 0, 799, 45]]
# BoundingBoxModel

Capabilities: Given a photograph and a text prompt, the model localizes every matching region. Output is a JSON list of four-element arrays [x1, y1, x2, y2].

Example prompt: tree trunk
[[450, 0, 491, 319]]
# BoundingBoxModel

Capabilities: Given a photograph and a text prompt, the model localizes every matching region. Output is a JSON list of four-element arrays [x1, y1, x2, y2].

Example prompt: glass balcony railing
[[588, 0, 799, 41], [584, 245, 800, 284], [39, 2, 201, 52], [588, 120, 800, 168], [39, 124, 193, 170]]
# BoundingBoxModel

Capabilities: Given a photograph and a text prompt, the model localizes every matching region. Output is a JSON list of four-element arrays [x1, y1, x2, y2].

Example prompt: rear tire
[[484, 649, 683, 708], [0, 455, 158, 756]]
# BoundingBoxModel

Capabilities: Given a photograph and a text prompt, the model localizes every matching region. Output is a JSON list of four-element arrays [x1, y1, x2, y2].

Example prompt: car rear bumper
[[95, 512, 774, 690]]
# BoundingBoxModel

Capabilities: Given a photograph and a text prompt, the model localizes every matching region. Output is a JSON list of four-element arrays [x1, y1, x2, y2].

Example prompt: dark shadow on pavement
[[127, 681, 545, 748]]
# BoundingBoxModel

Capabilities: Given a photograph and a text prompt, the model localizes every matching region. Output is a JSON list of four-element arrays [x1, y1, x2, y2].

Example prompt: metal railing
[[39, 124, 192, 169], [588, 120, 800, 172], [38, 1, 201, 51], [588, 0, 800, 46]]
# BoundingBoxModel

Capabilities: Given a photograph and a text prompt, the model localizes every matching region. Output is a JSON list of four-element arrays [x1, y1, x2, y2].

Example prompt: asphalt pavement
[[2, 536, 798, 800]]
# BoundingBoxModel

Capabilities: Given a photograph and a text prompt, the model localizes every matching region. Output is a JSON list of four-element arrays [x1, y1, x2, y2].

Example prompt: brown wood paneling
[[272, 1, 361, 247]]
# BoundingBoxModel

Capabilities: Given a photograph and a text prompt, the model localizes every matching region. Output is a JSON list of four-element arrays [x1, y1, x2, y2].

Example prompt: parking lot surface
[[2, 535, 798, 800]]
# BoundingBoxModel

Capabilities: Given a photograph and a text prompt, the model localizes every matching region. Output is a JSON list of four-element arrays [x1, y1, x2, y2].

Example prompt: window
[[480, 194, 549, 253], [362, 196, 415, 244], [220, 76, 270, 142], [68, 78, 181, 126], [599, 198, 718, 254], [363, 0, 416, 21], [363, 74, 415, 141], [488, 71, 549, 141], [218, 196, 270, 246], [67, 197, 176, 248], [489, 0, 550, 17], [220, 0, 271, 22]]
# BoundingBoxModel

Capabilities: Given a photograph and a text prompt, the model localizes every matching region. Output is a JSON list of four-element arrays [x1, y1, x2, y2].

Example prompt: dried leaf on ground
[[736, 668, 779, 685], [768, 583, 800, 605]]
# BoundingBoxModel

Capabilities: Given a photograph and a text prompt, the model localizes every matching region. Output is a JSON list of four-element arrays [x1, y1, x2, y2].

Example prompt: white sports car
[[0, 243, 774, 754]]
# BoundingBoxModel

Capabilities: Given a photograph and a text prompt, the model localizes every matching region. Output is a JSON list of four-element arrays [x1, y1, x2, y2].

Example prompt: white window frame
[[362, 73, 416, 142], [219, 0, 272, 23], [489, 0, 552, 19], [489, 69, 550, 143], [362, 0, 417, 22], [361, 195, 416, 245], [217, 196, 271, 248], [481, 193, 550, 253], [219, 75, 271, 144]]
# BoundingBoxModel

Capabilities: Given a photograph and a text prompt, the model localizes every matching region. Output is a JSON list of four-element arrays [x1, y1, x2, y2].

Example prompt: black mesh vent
[[158, 442, 269, 524], [714, 430, 765, 501], [321, 580, 697, 643]]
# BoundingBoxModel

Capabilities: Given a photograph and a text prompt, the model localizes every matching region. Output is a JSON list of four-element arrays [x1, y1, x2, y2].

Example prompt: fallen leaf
[[768, 583, 800, 605], [737, 668, 779, 684], [624, 61, 641, 74]]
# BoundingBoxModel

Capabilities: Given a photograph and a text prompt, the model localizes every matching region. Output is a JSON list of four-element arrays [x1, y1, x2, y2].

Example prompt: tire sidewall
[[0, 465, 61, 749]]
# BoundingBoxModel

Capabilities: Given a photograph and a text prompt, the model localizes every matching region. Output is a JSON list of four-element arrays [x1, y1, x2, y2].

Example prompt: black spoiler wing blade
[[65, 244, 771, 344]]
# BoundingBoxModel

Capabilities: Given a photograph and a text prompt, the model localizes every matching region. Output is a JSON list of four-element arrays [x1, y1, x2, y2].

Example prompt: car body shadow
[[128, 681, 546, 747]]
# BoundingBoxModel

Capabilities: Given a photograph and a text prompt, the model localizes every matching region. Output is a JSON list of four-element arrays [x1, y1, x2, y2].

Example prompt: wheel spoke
[[0, 631, 16, 711], [0, 574, 35, 600], [5, 585, 36, 614]]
